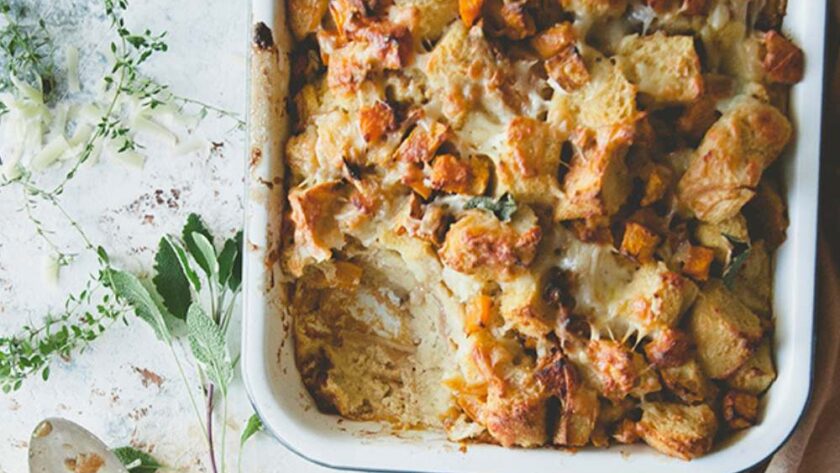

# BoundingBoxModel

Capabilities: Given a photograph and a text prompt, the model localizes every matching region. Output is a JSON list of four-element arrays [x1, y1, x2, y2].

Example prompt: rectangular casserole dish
[[242, 1, 827, 471]]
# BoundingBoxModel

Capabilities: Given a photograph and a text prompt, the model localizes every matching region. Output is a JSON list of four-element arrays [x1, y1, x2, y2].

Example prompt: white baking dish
[[242, 2, 826, 471]]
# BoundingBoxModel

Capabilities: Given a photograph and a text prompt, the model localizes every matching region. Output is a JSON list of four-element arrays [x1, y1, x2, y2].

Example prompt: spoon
[[28, 418, 129, 473]]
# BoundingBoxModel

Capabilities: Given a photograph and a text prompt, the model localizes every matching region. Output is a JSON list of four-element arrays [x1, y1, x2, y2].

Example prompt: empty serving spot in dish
[[279, 0, 803, 460]]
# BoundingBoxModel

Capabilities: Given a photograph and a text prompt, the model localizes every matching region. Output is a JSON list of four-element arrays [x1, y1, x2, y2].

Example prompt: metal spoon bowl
[[28, 418, 128, 473]]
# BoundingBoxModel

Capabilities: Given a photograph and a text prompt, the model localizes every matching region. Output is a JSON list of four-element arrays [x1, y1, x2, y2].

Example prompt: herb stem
[[220, 291, 238, 335], [51, 37, 128, 196], [220, 391, 229, 473], [206, 383, 220, 473], [22, 188, 72, 261], [172, 95, 245, 128], [168, 342, 210, 447]]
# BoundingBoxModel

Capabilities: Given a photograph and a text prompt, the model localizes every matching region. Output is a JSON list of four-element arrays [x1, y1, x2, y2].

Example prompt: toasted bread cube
[[621, 222, 661, 263], [677, 96, 792, 223], [616, 262, 699, 332], [722, 390, 759, 430], [289, 0, 329, 40], [744, 182, 788, 250], [293, 83, 324, 130], [645, 328, 691, 368], [395, 0, 459, 40], [497, 116, 564, 207], [555, 126, 633, 220], [531, 23, 576, 59], [559, 0, 627, 17], [641, 164, 672, 206], [617, 32, 703, 105], [548, 56, 638, 133], [660, 359, 717, 403], [430, 154, 491, 196], [638, 403, 718, 460], [538, 359, 600, 446], [763, 31, 804, 85], [439, 207, 542, 281], [586, 339, 662, 400], [483, 386, 548, 447], [728, 339, 776, 394], [426, 23, 518, 126], [499, 272, 557, 338], [288, 182, 345, 274], [546, 46, 590, 92], [286, 127, 319, 182], [730, 241, 772, 316], [679, 245, 715, 281], [694, 214, 750, 264], [326, 22, 413, 91], [689, 281, 764, 379]]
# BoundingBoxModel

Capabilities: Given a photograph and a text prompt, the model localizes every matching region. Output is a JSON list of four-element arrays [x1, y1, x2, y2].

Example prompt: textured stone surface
[[0, 1, 326, 471]]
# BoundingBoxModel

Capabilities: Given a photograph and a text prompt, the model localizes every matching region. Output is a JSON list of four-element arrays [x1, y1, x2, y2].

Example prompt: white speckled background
[[0, 1, 327, 471]]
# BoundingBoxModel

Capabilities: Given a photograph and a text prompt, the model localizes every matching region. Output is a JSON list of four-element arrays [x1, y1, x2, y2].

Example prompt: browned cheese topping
[[282, 0, 802, 459]]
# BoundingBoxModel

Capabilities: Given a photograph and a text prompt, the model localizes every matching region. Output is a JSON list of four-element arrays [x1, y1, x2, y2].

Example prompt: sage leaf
[[723, 247, 752, 289], [113, 446, 163, 473], [186, 303, 232, 394], [240, 413, 264, 446], [721, 234, 751, 289], [108, 270, 171, 343], [142, 279, 185, 337], [229, 230, 243, 291], [152, 236, 193, 320], [191, 232, 218, 279], [182, 213, 214, 276], [465, 193, 517, 221], [217, 231, 242, 289]]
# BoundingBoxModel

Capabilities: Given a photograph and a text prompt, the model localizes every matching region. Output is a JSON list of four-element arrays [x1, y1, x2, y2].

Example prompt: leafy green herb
[[240, 414, 264, 446], [218, 230, 243, 290], [152, 236, 193, 320], [182, 214, 215, 276], [108, 269, 172, 343], [186, 303, 232, 395], [191, 232, 219, 278], [113, 446, 163, 473], [465, 193, 518, 221], [0, 263, 126, 393], [723, 247, 752, 289], [0, 1, 57, 113], [721, 234, 751, 289]]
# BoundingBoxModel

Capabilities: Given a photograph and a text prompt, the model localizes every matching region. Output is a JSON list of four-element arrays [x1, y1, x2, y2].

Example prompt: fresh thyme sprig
[[0, 0, 57, 113], [0, 263, 126, 393], [53, 0, 169, 193]]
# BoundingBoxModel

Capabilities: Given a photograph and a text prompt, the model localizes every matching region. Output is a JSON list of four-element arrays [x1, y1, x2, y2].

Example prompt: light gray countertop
[[0, 1, 327, 471]]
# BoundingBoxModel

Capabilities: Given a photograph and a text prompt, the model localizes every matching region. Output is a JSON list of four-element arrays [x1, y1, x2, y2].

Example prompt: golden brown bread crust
[[637, 402, 719, 460], [438, 209, 542, 281], [277, 0, 803, 460], [677, 97, 792, 223]]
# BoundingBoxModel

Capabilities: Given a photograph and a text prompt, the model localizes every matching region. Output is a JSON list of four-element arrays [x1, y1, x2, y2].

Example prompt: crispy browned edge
[[249, 5, 290, 298]]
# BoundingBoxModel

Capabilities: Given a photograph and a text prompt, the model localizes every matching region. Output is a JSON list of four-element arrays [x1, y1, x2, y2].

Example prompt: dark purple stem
[[206, 384, 219, 473]]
